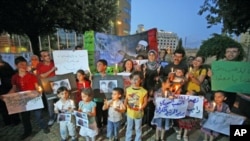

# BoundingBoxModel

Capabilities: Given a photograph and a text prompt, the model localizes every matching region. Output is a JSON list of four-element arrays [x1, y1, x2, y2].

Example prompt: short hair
[[174, 49, 186, 57], [136, 55, 145, 59], [97, 59, 108, 66], [213, 90, 226, 97], [15, 56, 27, 65], [75, 45, 82, 50], [113, 87, 124, 96], [81, 88, 94, 98], [57, 86, 69, 94], [129, 71, 144, 80]]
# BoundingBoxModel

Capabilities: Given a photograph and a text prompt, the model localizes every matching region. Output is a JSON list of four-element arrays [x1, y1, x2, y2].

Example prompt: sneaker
[[43, 128, 50, 134], [48, 119, 55, 126], [176, 134, 181, 140], [19, 132, 32, 140], [183, 136, 188, 141]]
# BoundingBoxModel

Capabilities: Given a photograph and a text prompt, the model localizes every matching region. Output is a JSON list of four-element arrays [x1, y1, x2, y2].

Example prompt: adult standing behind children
[[124, 71, 148, 141], [160, 49, 188, 78], [36, 50, 57, 126], [0, 55, 21, 126], [7, 56, 50, 140]]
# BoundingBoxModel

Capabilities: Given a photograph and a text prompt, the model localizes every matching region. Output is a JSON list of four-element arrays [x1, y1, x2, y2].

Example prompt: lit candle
[[212, 101, 216, 111], [174, 85, 179, 93], [171, 67, 174, 73], [189, 67, 192, 72], [115, 63, 118, 70], [164, 91, 168, 98], [88, 67, 92, 75], [38, 86, 43, 93]]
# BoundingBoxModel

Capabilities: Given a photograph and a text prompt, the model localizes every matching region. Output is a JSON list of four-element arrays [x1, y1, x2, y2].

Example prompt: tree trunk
[[27, 33, 40, 56]]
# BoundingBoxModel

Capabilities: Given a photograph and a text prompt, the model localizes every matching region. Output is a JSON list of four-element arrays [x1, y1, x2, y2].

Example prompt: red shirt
[[36, 61, 56, 78], [76, 81, 91, 104], [11, 72, 38, 91]]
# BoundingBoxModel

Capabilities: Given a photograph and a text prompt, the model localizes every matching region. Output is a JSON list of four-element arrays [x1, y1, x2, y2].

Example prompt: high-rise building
[[112, 0, 131, 36], [157, 30, 179, 51], [136, 24, 145, 33]]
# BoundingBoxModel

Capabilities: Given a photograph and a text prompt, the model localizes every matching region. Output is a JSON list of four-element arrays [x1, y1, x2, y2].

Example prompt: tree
[[0, 0, 118, 55], [198, 0, 250, 35], [197, 34, 245, 61], [176, 38, 185, 51]]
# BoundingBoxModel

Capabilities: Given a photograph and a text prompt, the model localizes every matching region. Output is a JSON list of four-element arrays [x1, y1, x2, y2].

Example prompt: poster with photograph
[[50, 79, 71, 94], [99, 80, 118, 93], [74, 111, 89, 128], [57, 113, 72, 122], [2, 91, 44, 114]]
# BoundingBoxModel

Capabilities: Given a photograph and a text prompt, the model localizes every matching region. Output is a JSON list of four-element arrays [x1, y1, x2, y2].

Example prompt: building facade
[[157, 30, 179, 51]]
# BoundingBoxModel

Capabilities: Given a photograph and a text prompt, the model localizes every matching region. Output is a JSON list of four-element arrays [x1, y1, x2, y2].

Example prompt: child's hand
[[78, 109, 82, 112], [104, 99, 109, 107]]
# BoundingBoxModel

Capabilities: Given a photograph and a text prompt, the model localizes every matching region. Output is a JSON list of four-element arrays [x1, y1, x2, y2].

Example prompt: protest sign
[[57, 113, 72, 123], [203, 112, 245, 135], [2, 90, 44, 114], [212, 61, 250, 94], [177, 95, 204, 119], [153, 97, 188, 119], [53, 50, 89, 75]]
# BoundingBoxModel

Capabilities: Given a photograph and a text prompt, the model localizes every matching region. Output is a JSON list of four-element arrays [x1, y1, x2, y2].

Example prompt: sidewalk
[[0, 109, 230, 141]]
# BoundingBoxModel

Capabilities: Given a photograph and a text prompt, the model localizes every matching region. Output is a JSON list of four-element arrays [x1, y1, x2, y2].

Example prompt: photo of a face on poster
[[50, 79, 71, 94], [99, 80, 117, 93]]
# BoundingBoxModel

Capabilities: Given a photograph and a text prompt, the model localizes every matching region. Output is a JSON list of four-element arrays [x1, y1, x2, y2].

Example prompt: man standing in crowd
[[36, 50, 57, 126], [0, 55, 21, 126], [160, 49, 188, 77]]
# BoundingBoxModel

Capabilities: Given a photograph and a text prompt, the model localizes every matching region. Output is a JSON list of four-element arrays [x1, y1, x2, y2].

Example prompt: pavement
[[0, 109, 230, 141]]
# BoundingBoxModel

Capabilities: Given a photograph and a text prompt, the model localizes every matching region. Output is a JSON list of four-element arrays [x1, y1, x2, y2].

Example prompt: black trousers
[[21, 111, 32, 134], [95, 102, 108, 129], [0, 100, 20, 125]]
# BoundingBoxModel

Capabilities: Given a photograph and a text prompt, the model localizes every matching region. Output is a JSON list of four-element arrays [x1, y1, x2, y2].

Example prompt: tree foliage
[[197, 34, 245, 61], [198, 0, 250, 35], [0, 0, 118, 55]]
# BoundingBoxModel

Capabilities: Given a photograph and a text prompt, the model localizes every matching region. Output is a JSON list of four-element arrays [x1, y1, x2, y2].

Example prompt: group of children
[[2, 55, 232, 141]]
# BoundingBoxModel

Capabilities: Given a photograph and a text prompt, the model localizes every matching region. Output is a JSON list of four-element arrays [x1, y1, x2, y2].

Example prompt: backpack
[[199, 68, 211, 94]]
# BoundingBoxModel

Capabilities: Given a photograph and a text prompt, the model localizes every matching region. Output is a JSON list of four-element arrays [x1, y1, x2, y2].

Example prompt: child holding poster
[[54, 86, 77, 141], [102, 87, 126, 141], [151, 76, 173, 141], [78, 88, 98, 141], [201, 91, 230, 141], [124, 71, 147, 141]]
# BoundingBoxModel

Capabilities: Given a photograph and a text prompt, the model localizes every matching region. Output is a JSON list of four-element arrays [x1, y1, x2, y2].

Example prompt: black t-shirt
[[160, 61, 188, 77], [0, 61, 15, 94]]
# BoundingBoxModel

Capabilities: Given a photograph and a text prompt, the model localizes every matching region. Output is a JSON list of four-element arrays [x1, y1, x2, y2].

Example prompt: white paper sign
[[153, 97, 188, 119], [53, 50, 89, 74], [2, 90, 44, 114], [203, 112, 245, 135], [177, 95, 204, 119]]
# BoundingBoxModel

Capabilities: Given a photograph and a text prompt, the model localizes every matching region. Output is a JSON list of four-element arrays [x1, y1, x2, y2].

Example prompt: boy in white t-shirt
[[54, 86, 77, 141]]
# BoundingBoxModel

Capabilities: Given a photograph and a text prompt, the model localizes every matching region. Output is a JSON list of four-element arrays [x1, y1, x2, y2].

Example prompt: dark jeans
[[21, 109, 47, 134], [0, 100, 20, 125], [96, 102, 108, 128]]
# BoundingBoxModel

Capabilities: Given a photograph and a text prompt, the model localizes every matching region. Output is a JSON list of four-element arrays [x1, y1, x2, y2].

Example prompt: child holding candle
[[168, 67, 186, 95], [201, 91, 230, 141], [76, 69, 91, 105], [124, 71, 147, 141], [151, 76, 173, 141], [54, 86, 77, 141], [102, 87, 126, 141]]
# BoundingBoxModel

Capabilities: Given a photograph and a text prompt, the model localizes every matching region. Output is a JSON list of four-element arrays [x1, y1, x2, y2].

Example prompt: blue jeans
[[125, 116, 142, 141], [33, 109, 48, 129], [107, 120, 121, 139]]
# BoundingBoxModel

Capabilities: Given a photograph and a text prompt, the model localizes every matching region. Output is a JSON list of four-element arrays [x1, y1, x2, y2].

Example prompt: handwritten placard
[[203, 112, 245, 135], [2, 90, 44, 114], [154, 97, 188, 119], [212, 61, 250, 94], [53, 50, 89, 75], [177, 95, 204, 119]]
